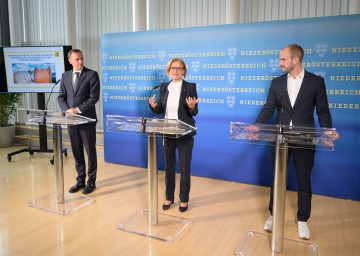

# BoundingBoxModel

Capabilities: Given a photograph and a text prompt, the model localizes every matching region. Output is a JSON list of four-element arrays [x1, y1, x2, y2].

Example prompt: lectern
[[106, 115, 196, 241], [230, 122, 336, 256], [17, 108, 96, 215]]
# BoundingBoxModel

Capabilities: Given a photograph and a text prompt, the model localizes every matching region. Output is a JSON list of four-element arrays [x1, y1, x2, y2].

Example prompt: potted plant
[[0, 93, 22, 147]]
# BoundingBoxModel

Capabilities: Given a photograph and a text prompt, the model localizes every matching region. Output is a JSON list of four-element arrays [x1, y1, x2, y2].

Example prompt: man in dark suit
[[149, 58, 199, 212], [58, 49, 100, 195], [250, 44, 339, 239]]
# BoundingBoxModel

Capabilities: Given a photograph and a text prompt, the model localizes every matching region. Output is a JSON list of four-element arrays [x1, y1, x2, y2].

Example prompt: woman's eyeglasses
[[170, 67, 183, 71]]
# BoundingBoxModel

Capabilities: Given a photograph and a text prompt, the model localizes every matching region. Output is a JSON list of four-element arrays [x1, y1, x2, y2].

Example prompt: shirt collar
[[73, 69, 83, 75], [288, 69, 304, 79]]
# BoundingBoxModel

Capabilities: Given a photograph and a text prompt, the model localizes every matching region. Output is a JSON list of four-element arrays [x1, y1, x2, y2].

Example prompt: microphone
[[42, 79, 60, 125], [141, 85, 159, 132], [45, 79, 61, 110], [278, 86, 288, 134]]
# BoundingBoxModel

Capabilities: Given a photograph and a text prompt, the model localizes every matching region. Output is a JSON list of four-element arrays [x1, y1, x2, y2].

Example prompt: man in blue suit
[[253, 44, 339, 239], [58, 49, 100, 195]]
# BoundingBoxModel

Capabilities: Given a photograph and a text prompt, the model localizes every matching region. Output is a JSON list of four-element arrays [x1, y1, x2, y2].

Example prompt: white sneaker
[[298, 221, 310, 240], [264, 216, 273, 232]]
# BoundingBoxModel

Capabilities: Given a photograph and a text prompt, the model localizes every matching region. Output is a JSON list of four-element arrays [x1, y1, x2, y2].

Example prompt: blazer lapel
[[179, 81, 187, 104], [66, 71, 75, 96], [163, 82, 170, 113], [280, 76, 292, 111], [292, 71, 308, 110]]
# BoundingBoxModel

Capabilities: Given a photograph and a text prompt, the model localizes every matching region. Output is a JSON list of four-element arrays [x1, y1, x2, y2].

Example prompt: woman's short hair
[[166, 58, 187, 78]]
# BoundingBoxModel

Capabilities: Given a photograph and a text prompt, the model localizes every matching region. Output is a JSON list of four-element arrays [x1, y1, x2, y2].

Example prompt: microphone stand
[[42, 79, 60, 126], [45, 79, 61, 111], [142, 85, 159, 133]]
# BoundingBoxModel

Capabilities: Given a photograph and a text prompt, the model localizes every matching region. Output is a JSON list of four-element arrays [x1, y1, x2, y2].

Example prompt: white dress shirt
[[287, 69, 304, 126], [165, 80, 182, 120]]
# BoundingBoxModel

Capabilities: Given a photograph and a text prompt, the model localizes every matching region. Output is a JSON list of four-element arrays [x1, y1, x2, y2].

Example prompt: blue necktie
[[73, 72, 79, 91]]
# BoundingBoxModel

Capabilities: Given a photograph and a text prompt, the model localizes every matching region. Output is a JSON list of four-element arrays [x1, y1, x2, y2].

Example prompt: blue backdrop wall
[[101, 15, 360, 200]]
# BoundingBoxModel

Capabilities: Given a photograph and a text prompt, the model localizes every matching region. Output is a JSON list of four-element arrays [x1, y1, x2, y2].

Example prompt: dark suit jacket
[[57, 67, 100, 121], [256, 70, 332, 128], [150, 80, 199, 137]]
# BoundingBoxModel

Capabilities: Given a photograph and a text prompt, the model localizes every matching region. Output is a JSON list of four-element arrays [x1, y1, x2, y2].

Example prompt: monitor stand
[[7, 93, 67, 164]]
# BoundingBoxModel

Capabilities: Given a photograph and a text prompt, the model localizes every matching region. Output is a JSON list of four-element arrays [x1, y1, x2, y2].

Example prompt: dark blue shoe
[[162, 199, 174, 210], [179, 202, 188, 212], [68, 183, 85, 193], [82, 183, 96, 195]]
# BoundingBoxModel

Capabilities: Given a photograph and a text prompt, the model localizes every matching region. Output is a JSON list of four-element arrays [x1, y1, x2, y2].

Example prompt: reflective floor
[[0, 146, 359, 256]]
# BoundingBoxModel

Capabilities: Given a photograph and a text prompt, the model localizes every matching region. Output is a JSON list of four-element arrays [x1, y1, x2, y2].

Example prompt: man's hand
[[322, 130, 339, 147], [332, 130, 340, 140], [323, 130, 340, 141], [66, 108, 79, 114], [244, 124, 260, 133], [243, 124, 260, 140]]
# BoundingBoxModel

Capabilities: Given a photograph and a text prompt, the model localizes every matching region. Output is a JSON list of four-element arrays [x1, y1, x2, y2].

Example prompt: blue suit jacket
[[57, 67, 100, 121], [256, 70, 333, 128], [150, 80, 199, 137]]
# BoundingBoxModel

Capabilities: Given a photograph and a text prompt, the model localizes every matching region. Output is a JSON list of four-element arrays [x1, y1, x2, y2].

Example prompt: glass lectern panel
[[230, 122, 336, 151], [231, 121, 337, 255], [17, 108, 96, 127], [15, 108, 95, 215], [106, 115, 196, 137], [106, 114, 194, 241]]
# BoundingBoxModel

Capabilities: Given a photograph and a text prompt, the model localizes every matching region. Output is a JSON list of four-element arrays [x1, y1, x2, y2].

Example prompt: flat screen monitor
[[0, 46, 72, 93]]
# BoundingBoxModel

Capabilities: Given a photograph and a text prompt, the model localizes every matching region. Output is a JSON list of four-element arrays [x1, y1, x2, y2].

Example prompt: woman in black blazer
[[149, 58, 200, 212]]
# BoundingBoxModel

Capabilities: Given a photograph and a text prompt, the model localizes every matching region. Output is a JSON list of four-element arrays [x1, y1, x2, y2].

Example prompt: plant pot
[[0, 125, 16, 148]]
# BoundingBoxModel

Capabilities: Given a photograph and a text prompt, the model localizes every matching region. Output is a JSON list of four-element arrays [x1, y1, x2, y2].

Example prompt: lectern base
[[28, 192, 95, 215], [116, 209, 191, 242], [234, 231, 318, 256]]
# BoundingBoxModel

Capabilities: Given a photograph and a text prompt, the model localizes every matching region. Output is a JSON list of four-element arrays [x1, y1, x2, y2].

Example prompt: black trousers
[[68, 123, 97, 185], [163, 136, 194, 203], [269, 146, 315, 222]]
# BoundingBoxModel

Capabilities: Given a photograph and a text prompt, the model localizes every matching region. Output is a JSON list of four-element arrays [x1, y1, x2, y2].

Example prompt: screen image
[[0, 46, 72, 93]]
